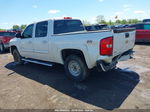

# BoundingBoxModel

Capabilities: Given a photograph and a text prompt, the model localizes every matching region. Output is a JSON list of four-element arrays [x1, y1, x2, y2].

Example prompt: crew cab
[[0, 31, 16, 53], [128, 23, 150, 42], [9, 18, 135, 81]]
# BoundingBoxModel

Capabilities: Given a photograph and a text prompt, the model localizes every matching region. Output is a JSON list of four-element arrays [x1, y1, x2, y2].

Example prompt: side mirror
[[15, 33, 22, 38]]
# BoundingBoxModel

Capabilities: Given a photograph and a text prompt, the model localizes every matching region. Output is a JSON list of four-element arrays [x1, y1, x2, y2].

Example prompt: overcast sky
[[0, 0, 150, 29]]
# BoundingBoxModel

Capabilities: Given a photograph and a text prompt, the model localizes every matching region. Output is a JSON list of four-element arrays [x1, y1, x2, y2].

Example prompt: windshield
[[0, 32, 16, 37]]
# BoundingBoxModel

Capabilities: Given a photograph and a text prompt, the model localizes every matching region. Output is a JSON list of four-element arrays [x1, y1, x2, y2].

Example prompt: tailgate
[[113, 28, 135, 56]]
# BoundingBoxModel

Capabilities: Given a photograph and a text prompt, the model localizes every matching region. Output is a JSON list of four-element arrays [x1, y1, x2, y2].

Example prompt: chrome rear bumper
[[97, 50, 134, 72]]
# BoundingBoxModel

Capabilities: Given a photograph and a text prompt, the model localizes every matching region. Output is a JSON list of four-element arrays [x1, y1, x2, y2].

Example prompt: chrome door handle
[[28, 41, 32, 44], [42, 40, 47, 44]]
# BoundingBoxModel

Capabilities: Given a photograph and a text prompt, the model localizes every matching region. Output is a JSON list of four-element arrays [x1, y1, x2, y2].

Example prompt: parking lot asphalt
[[0, 43, 150, 110]]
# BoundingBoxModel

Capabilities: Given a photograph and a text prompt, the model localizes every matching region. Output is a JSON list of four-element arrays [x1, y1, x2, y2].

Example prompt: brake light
[[64, 17, 72, 19], [100, 37, 113, 56]]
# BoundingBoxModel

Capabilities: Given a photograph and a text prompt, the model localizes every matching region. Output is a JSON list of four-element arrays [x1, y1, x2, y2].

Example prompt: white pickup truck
[[9, 17, 135, 81]]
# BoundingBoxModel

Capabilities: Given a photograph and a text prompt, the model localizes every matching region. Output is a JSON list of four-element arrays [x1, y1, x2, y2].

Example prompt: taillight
[[100, 37, 113, 56]]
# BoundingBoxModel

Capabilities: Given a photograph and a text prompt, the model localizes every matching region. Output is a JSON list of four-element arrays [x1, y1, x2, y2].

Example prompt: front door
[[19, 24, 34, 58]]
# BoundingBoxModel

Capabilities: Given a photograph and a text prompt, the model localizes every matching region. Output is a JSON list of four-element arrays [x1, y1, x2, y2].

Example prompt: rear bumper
[[96, 50, 134, 72], [97, 60, 117, 72]]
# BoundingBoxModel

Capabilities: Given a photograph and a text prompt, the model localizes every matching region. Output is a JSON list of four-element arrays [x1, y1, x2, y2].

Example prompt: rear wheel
[[12, 49, 24, 65], [0, 43, 5, 53], [64, 55, 89, 82]]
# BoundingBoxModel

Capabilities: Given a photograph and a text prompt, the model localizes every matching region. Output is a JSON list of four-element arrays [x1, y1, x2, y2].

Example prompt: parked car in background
[[110, 24, 130, 29], [110, 25, 122, 29], [0, 31, 17, 53], [128, 23, 150, 42], [143, 19, 150, 23], [118, 24, 130, 28], [85, 24, 108, 31]]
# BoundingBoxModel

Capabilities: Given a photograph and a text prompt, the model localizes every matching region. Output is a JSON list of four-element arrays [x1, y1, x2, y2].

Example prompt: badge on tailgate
[[87, 40, 93, 44], [125, 40, 129, 44]]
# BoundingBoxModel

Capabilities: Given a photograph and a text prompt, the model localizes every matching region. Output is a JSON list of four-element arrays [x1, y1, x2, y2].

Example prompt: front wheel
[[12, 49, 24, 65], [64, 55, 89, 82], [0, 43, 5, 53]]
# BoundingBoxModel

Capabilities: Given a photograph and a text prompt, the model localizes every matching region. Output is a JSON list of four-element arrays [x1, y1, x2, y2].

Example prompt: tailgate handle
[[125, 33, 129, 38]]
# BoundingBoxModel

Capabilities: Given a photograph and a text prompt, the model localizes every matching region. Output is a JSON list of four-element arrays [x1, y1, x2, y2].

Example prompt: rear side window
[[144, 24, 150, 30], [35, 21, 48, 37], [54, 20, 85, 34]]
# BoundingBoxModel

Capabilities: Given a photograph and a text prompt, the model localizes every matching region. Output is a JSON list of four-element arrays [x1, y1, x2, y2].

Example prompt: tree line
[[0, 25, 27, 31], [0, 29, 4, 31], [0, 15, 142, 30], [12, 24, 27, 30], [82, 15, 142, 26]]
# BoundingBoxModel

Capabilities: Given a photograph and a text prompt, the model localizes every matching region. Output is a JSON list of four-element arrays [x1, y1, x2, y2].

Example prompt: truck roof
[[30, 17, 80, 25]]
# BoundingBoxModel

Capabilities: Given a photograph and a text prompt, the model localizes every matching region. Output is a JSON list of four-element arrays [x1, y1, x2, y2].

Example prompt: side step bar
[[22, 58, 53, 67]]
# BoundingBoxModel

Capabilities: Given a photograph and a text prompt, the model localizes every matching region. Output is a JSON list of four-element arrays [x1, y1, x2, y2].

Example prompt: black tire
[[12, 49, 24, 65], [64, 55, 89, 82], [0, 43, 5, 53]]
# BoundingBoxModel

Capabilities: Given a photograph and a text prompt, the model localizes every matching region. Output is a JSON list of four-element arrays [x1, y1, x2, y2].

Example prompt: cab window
[[35, 21, 48, 37], [22, 24, 34, 38], [54, 20, 85, 34]]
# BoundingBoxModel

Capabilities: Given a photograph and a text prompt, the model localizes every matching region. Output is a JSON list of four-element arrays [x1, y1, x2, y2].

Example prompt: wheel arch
[[10, 46, 17, 54], [61, 49, 90, 68]]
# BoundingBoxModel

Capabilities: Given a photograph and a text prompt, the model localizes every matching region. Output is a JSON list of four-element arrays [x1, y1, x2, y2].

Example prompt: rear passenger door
[[33, 21, 49, 61]]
